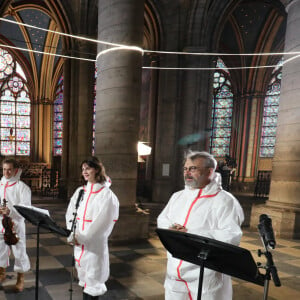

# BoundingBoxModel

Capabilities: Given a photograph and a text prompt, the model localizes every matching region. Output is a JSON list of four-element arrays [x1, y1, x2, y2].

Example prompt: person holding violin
[[0, 158, 31, 292]]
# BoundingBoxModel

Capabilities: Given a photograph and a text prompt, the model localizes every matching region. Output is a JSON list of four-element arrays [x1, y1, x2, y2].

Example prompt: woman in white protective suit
[[157, 151, 244, 300], [66, 156, 119, 300], [0, 158, 31, 292]]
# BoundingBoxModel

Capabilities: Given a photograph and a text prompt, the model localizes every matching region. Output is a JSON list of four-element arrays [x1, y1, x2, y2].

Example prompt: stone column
[[61, 42, 95, 198], [250, 0, 300, 238], [96, 0, 149, 241]]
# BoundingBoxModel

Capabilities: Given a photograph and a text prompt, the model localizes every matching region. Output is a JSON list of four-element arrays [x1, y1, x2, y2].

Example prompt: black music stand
[[156, 228, 265, 300], [14, 205, 70, 300]]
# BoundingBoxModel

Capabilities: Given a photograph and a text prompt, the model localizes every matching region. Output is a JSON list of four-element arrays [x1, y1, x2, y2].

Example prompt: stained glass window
[[53, 75, 63, 156], [0, 48, 31, 156], [259, 61, 282, 157], [210, 58, 233, 157], [0, 48, 14, 80]]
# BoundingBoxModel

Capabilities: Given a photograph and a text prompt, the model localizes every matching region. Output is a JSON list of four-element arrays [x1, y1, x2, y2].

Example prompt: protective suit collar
[[185, 172, 222, 196], [85, 181, 105, 192], [1, 168, 22, 184]]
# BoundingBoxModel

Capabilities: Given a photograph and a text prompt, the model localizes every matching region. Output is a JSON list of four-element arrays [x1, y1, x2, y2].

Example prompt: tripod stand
[[14, 205, 70, 300], [68, 189, 84, 300], [257, 214, 281, 300]]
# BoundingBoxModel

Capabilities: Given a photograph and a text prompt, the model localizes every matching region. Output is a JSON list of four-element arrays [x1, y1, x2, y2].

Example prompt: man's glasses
[[183, 166, 201, 173]]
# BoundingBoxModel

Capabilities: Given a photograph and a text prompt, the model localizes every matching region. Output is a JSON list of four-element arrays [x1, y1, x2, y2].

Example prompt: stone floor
[[0, 198, 299, 299]]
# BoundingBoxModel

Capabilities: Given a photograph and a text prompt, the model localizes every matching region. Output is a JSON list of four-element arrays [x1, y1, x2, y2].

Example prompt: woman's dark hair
[[80, 156, 107, 184]]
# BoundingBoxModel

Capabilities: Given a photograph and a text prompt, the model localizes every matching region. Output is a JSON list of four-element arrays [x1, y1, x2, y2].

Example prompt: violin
[[1, 198, 19, 245]]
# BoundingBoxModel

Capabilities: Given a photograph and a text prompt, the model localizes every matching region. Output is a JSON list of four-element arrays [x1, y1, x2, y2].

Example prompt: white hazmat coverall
[[0, 169, 31, 273], [157, 173, 244, 300], [66, 182, 119, 297]]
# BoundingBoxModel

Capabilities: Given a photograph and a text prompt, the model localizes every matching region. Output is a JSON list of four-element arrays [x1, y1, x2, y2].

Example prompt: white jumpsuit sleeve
[[8, 182, 31, 221], [157, 192, 181, 229]]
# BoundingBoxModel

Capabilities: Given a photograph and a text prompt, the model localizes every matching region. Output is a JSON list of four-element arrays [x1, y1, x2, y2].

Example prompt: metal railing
[[254, 171, 271, 199]]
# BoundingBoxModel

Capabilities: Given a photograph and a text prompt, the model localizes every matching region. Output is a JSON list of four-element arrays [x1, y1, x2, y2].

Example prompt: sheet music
[[16, 204, 50, 217]]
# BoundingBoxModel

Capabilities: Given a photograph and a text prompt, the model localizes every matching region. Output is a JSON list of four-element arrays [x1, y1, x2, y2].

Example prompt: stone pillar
[[61, 42, 95, 198], [96, 0, 149, 241], [250, 0, 300, 238]]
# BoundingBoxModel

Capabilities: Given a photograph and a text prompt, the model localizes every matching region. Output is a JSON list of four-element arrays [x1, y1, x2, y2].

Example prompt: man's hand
[[0, 207, 10, 215], [169, 223, 187, 232]]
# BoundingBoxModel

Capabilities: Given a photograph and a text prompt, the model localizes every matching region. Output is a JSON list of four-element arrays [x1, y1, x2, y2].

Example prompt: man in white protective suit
[[0, 158, 31, 292], [157, 151, 244, 300], [66, 156, 119, 300]]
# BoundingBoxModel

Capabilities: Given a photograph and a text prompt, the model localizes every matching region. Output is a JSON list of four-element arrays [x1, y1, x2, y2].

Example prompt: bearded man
[[157, 151, 244, 300]]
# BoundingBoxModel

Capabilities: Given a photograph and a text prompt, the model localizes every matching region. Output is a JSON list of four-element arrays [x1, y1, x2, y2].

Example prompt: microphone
[[258, 214, 276, 249], [75, 189, 84, 210]]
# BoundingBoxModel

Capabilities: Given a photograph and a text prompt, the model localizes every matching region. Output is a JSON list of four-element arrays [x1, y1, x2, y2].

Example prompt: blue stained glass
[[210, 59, 233, 157], [16, 116, 30, 128], [260, 137, 276, 146], [8, 76, 23, 93], [54, 148, 62, 155], [53, 75, 63, 156], [260, 147, 275, 157], [211, 127, 231, 137], [1, 128, 11, 140], [213, 108, 232, 118], [54, 139, 62, 147], [1, 141, 15, 155], [54, 122, 62, 131], [1, 102, 15, 114], [54, 113, 63, 122], [92, 67, 97, 155], [214, 98, 233, 108], [211, 137, 230, 147], [17, 103, 30, 115], [212, 117, 232, 127], [16, 91, 30, 102], [16, 142, 30, 155], [16, 129, 30, 141], [58, 75, 63, 85], [1, 89, 14, 101], [1, 115, 14, 127], [263, 106, 279, 116], [54, 131, 62, 138], [262, 116, 278, 127], [260, 65, 281, 157], [261, 127, 277, 136], [0, 48, 14, 80], [211, 147, 230, 157], [0, 49, 31, 155], [55, 94, 63, 103], [264, 96, 279, 106], [267, 83, 280, 94], [54, 105, 63, 113], [216, 58, 229, 74]]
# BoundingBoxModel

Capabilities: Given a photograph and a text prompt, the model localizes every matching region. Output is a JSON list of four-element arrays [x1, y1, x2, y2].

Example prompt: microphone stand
[[68, 190, 84, 300], [257, 237, 281, 300]]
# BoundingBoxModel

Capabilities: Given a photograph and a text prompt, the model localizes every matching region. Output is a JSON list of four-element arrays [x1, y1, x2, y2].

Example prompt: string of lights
[[0, 43, 96, 62], [0, 17, 297, 57], [0, 17, 297, 70]]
